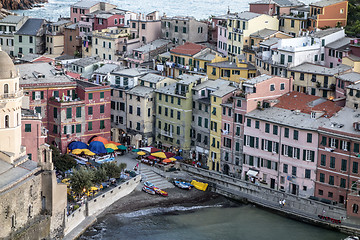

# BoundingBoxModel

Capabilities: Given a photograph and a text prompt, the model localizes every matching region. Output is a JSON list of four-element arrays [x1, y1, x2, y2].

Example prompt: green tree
[[101, 162, 125, 179], [50, 145, 77, 173], [93, 167, 108, 184], [69, 166, 94, 195], [346, 0, 360, 36]]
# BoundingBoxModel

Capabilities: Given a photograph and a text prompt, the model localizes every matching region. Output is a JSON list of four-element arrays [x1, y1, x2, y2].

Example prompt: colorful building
[[155, 74, 206, 158], [308, 0, 348, 30], [0, 15, 28, 56], [243, 92, 341, 197], [249, 0, 304, 16], [70, 0, 116, 24]]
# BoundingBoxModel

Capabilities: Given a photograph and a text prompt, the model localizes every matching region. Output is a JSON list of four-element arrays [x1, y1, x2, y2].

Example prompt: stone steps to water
[[139, 168, 174, 189]]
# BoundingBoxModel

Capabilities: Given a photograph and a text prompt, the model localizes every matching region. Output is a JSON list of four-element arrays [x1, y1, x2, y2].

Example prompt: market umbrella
[[174, 156, 183, 160], [83, 149, 95, 156], [169, 157, 177, 161], [91, 136, 109, 145], [89, 141, 107, 154], [105, 143, 118, 150], [151, 152, 175, 159], [118, 145, 127, 150], [68, 141, 88, 150], [132, 148, 140, 152], [140, 147, 161, 153], [72, 149, 83, 155], [106, 148, 115, 153], [137, 151, 146, 156], [147, 156, 157, 160], [162, 159, 172, 163], [108, 141, 121, 146], [90, 186, 98, 191]]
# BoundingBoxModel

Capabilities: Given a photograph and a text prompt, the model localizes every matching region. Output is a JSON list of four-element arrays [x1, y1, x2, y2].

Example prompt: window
[[183, 27, 186, 33], [88, 122, 92, 131], [246, 119, 251, 127], [283, 164, 288, 173], [129, 105, 133, 114], [204, 118, 209, 128], [270, 84, 275, 91], [25, 124, 31, 132], [273, 125, 278, 135], [136, 122, 141, 130], [177, 126, 180, 135], [292, 166, 297, 176], [265, 123, 270, 133], [330, 157, 335, 168], [341, 159, 347, 171], [307, 133, 312, 143], [320, 154, 326, 166], [175, 26, 178, 32], [88, 107, 93, 115], [340, 178, 346, 188], [100, 120, 105, 129], [177, 111, 181, 120], [100, 92, 104, 98], [329, 175, 334, 185], [354, 143, 359, 153], [353, 162, 358, 174], [100, 105, 105, 113], [76, 107, 81, 118], [255, 121, 259, 129], [53, 107, 58, 118], [198, 116, 202, 127], [137, 107, 141, 116], [293, 130, 298, 140], [284, 128, 289, 138], [53, 125, 58, 134], [319, 173, 325, 182], [305, 169, 311, 179], [76, 124, 81, 133], [66, 108, 72, 119]]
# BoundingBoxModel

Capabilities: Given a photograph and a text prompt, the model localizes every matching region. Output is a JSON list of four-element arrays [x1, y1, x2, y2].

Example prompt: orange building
[[309, 0, 348, 30]]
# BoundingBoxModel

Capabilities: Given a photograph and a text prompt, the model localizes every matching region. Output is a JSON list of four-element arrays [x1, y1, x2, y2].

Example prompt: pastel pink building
[[93, 12, 125, 31], [335, 72, 360, 100], [243, 92, 341, 197], [221, 75, 292, 177], [21, 109, 47, 162], [70, 0, 116, 23], [217, 24, 228, 57], [324, 37, 351, 68], [129, 11, 161, 44]]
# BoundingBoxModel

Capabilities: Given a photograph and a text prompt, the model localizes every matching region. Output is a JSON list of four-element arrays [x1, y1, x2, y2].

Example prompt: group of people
[[279, 199, 286, 207]]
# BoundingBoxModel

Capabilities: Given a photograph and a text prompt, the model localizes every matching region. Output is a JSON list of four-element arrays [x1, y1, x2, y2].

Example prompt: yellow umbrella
[[72, 149, 83, 154], [83, 149, 95, 156], [105, 143, 118, 150], [90, 186, 98, 191], [151, 152, 167, 159], [169, 157, 177, 161], [137, 151, 146, 156]]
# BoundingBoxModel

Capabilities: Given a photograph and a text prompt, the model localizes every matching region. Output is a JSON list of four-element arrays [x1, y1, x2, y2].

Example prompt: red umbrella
[[164, 152, 175, 158], [147, 156, 157, 160], [150, 147, 161, 153]]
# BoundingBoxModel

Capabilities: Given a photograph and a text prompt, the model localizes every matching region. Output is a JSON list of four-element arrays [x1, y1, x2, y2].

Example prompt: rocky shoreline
[[0, 0, 47, 11]]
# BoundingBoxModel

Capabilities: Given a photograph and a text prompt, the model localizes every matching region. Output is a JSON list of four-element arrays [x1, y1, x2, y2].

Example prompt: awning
[[247, 170, 259, 178]]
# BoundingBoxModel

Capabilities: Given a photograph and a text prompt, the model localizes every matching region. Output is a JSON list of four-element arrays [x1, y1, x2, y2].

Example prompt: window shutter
[[335, 139, 339, 148], [32, 92, 35, 100], [328, 138, 331, 147], [256, 138, 259, 149], [310, 151, 315, 162], [261, 139, 264, 150], [297, 148, 300, 159], [347, 142, 351, 152], [281, 144, 284, 155], [303, 150, 306, 161], [268, 141, 272, 152], [275, 142, 279, 153]]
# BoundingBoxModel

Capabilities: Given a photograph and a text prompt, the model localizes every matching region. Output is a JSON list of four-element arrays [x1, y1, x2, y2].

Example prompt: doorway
[[270, 178, 275, 189]]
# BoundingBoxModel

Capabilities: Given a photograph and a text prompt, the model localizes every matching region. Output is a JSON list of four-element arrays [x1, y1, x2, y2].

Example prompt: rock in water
[[0, 0, 48, 10]]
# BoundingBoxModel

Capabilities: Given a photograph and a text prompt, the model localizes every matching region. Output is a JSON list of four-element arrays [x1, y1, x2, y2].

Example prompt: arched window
[[4, 84, 9, 94], [5, 115, 9, 128]]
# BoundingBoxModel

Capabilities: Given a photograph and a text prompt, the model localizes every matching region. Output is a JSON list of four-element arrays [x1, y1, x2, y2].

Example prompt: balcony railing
[[0, 90, 23, 100], [161, 130, 173, 138]]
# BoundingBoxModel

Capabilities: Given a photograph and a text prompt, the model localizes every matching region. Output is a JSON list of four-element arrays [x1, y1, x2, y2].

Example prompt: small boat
[[174, 180, 191, 190], [144, 181, 168, 196], [142, 185, 155, 195], [191, 180, 208, 191]]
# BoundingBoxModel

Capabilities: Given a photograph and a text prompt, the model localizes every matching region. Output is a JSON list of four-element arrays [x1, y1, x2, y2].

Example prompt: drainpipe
[[277, 126, 282, 191], [346, 139, 352, 207]]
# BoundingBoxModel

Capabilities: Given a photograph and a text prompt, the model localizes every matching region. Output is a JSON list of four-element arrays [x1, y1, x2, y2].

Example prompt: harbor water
[[81, 202, 347, 240], [12, 0, 312, 22]]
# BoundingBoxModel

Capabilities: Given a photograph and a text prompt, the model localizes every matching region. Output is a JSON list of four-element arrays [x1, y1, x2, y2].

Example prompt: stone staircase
[[140, 168, 174, 189]]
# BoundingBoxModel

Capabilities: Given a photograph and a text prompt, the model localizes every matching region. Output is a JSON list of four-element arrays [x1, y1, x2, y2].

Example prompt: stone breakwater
[[0, 0, 47, 10]]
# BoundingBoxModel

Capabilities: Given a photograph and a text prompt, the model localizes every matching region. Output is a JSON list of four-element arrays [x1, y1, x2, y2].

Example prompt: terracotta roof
[[170, 42, 206, 56], [275, 92, 341, 118]]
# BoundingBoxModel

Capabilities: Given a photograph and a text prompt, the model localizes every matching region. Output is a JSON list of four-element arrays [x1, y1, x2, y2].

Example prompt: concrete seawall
[[63, 176, 141, 239], [180, 163, 360, 236]]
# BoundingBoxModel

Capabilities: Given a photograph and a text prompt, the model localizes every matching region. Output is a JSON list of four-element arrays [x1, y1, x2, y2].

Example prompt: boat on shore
[[174, 180, 192, 190], [142, 185, 155, 195], [191, 180, 208, 191], [144, 181, 168, 197]]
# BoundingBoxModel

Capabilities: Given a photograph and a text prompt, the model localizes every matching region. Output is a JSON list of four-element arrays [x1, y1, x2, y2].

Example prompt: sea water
[[80, 204, 347, 240], [12, 0, 313, 22]]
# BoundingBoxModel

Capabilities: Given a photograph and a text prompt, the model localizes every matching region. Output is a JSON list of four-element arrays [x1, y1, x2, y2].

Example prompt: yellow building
[[343, 55, 360, 73], [207, 56, 257, 83], [288, 62, 352, 98], [225, 12, 278, 59], [167, 42, 227, 78], [208, 85, 238, 171]]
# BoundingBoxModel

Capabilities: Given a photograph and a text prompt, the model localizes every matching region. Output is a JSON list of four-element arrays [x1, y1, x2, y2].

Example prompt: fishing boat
[[142, 185, 155, 195], [174, 180, 191, 190], [144, 181, 168, 196], [344, 237, 359, 240], [191, 180, 208, 191]]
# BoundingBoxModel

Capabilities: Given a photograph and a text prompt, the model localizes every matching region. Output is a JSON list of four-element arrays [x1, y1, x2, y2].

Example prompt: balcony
[[161, 130, 173, 138], [0, 89, 23, 101]]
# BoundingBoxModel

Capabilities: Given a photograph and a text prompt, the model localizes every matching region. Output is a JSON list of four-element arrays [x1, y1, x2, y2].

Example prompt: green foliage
[[101, 162, 125, 179], [93, 167, 108, 184], [69, 166, 94, 195], [346, 0, 360, 36], [50, 145, 77, 173]]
